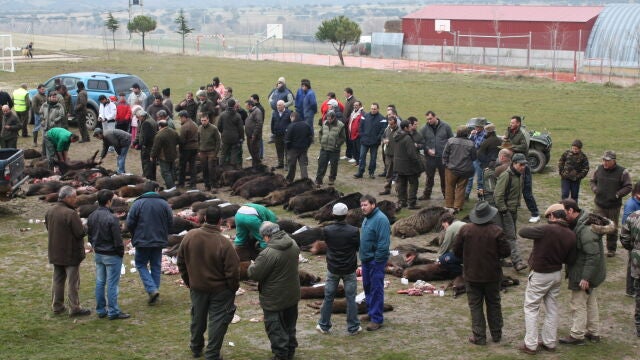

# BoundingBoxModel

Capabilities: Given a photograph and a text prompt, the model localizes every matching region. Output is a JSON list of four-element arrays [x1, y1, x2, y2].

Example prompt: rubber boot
[[32, 131, 38, 147]]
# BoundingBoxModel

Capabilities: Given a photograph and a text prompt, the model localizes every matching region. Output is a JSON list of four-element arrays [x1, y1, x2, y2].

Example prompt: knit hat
[[571, 139, 583, 149], [278, 77, 286, 85], [195, 89, 206, 98], [93, 128, 103, 137]]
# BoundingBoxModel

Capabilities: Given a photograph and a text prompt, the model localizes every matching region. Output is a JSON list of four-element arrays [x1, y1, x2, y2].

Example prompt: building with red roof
[[402, 5, 603, 51]]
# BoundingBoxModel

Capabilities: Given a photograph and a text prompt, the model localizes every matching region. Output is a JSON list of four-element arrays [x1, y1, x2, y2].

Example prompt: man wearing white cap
[[268, 77, 294, 112], [316, 203, 362, 335]]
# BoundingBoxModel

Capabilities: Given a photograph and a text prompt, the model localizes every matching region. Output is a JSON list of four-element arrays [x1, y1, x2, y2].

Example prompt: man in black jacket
[[316, 203, 362, 335], [284, 112, 312, 182], [87, 190, 129, 320]]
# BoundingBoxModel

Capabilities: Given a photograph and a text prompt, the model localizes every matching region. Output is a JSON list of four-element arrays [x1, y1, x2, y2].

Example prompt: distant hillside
[[0, 0, 632, 14]]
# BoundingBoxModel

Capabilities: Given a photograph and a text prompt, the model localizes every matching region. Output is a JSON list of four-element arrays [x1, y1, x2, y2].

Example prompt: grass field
[[1, 50, 639, 360]]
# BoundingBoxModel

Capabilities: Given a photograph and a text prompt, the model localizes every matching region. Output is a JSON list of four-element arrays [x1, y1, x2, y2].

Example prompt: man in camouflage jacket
[[558, 139, 590, 203]]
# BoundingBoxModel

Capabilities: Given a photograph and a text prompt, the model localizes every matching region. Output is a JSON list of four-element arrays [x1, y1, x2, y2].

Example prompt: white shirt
[[99, 101, 117, 121]]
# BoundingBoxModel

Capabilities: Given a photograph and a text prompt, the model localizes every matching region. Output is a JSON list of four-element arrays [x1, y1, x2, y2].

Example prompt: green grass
[[1, 49, 639, 359]]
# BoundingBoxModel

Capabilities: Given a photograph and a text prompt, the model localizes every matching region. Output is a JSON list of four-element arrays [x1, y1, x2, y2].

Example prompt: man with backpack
[[494, 152, 528, 272]]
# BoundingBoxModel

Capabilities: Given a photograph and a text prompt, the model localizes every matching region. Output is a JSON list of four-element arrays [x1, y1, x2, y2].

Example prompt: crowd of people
[[2, 74, 639, 358]]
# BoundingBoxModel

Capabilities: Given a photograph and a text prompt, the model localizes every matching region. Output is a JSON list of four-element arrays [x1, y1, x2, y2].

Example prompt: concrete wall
[[403, 44, 580, 71]]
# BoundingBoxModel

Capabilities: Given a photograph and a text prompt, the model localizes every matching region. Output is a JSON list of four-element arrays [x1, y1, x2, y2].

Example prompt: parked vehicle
[[29, 72, 150, 131], [468, 117, 552, 174], [523, 127, 552, 173], [0, 148, 28, 200]]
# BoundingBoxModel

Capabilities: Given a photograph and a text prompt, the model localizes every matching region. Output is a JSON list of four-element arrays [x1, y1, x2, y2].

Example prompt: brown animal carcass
[[26, 181, 66, 196], [95, 174, 147, 190], [391, 206, 448, 238], [286, 187, 342, 214], [221, 164, 270, 186], [300, 284, 345, 299], [345, 200, 398, 227], [57, 150, 100, 173], [307, 192, 362, 222], [256, 178, 315, 206], [402, 263, 453, 282], [158, 187, 182, 200], [306, 299, 394, 314], [117, 181, 159, 198], [191, 199, 226, 213], [23, 148, 42, 159], [232, 173, 288, 199], [291, 227, 324, 248], [76, 193, 99, 206], [24, 166, 52, 179], [168, 190, 213, 209], [277, 219, 306, 234], [170, 216, 199, 234]]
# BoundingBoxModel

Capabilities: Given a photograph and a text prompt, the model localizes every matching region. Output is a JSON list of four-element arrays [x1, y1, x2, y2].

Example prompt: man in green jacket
[[315, 110, 345, 186], [248, 222, 300, 360], [559, 199, 611, 345], [234, 203, 278, 261], [494, 153, 527, 272], [44, 127, 79, 169]]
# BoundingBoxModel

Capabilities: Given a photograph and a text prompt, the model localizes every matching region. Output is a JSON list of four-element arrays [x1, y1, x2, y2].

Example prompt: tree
[[104, 12, 119, 50], [127, 15, 157, 51], [315, 16, 361, 66], [174, 8, 194, 54]]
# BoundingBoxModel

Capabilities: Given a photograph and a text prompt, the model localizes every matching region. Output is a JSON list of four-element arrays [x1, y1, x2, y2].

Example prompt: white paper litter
[[389, 250, 399, 256], [355, 291, 366, 304]]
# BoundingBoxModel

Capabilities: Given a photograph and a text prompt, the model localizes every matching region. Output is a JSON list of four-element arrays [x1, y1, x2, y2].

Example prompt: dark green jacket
[[247, 230, 300, 311], [393, 130, 422, 176], [566, 211, 610, 290], [319, 119, 345, 152], [494, 165, 522, 213], [505, 127, 528, 154], [151, 127, 180, 161]]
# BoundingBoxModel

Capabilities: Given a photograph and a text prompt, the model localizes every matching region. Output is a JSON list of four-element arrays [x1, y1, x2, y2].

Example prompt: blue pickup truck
[[0, 148, 28, 200], [29, 72, 150, 131]]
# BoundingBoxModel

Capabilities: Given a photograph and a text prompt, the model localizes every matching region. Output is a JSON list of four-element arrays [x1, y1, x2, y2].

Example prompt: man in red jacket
[[115, 92, 132, 132]]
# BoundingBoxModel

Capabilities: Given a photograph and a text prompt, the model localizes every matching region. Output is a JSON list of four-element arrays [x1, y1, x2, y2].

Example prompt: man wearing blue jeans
[[94, 128, 131, 174], [87, 189, 129, 320], [126, 186, 173, 305], [358, 195, 391, 331], [317, 203, 361, 335]]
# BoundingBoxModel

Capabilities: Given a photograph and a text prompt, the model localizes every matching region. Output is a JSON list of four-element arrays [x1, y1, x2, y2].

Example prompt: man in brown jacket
[[217, 99, 244, 169], [518, 204, 577, 354], [178, 111, 199, 188], [177, 206, 240, 360], [245, 99, 263, 167], [454, 201, 511, 345], [151, 120, 180, 188], [45, 185, 90, 317]]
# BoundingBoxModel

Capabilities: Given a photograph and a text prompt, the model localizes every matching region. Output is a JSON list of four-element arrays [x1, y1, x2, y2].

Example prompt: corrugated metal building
[[586, 4, 640, 67], [402, 5, 603, 51]]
